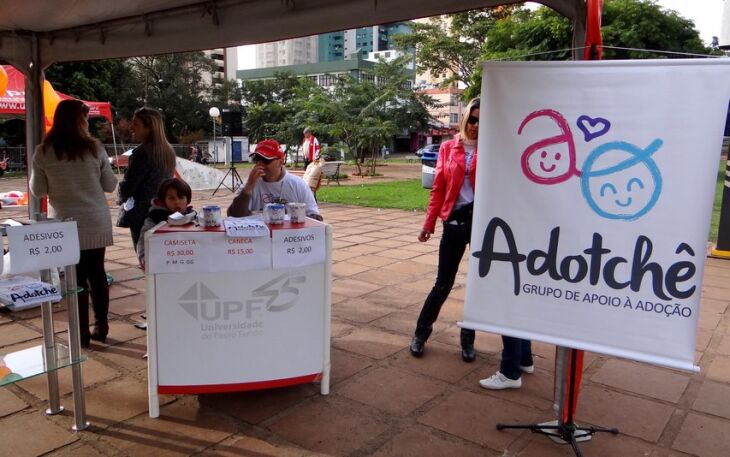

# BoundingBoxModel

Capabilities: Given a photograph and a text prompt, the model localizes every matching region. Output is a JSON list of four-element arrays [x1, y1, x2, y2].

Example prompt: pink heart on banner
[[577, 115, 611, 142]]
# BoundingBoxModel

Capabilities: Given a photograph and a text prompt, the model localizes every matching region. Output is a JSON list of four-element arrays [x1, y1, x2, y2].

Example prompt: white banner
[[155, 266, 325, 386], [6, 221, 79, 274], [463, 60, 730, 371]]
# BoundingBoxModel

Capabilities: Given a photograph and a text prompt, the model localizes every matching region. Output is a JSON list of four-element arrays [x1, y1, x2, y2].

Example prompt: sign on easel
[[6, 221, 79, 274], [462, 60, 730, 372]]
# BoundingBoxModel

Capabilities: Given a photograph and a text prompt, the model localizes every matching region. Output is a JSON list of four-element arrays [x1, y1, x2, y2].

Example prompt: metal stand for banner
[[212, 161, 243, 195], [496, 347, 618, 457], [212, 134, 243, 196]]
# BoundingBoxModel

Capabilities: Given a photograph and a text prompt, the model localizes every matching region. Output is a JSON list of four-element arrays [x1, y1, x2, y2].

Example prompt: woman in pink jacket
[[410, 98, 480, 362]]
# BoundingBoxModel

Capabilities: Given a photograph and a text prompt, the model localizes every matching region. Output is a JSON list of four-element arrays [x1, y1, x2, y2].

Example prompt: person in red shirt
[[301, 127, 320, 169]]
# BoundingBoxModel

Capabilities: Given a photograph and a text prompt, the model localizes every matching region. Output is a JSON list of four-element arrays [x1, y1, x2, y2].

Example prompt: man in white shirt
[[227, 139, 322, 220]]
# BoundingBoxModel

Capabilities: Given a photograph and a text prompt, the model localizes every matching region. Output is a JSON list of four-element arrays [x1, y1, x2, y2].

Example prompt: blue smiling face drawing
[[580, 139, 663, 221]]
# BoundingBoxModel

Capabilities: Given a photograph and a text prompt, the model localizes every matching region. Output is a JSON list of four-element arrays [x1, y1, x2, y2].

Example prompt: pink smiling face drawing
[[518, 109, 580, 184]]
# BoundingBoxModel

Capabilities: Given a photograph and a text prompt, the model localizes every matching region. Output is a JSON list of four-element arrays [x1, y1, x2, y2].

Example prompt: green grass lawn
[[317, 179, 429, 211]]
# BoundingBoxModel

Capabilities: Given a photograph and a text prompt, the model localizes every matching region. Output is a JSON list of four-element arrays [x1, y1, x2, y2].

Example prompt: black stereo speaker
[[220, 110, 243, 136]]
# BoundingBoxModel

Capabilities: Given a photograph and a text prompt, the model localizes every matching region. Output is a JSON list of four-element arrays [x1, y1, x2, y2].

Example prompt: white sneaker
[[479, 372, 522, 390], [520, 364, 535, 374]]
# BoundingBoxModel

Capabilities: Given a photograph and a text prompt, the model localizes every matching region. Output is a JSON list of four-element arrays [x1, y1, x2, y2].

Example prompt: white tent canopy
[[0, 0, 589, 215], [0, 1, 586, 66]]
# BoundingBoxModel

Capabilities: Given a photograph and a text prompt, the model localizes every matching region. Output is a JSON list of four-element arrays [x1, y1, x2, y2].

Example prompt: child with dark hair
[[136, 177, 196, 269]]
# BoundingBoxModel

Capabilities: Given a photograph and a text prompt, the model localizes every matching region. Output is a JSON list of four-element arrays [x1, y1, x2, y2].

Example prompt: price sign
[[272, 226, 326, 269], [6, 221, 80, 274], [148, 231, 271, 273], [148, 232, 207, 274], [210, 235, 271, 271]]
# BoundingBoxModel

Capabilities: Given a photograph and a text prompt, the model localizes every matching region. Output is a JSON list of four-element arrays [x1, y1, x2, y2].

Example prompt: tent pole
[[573, 0, 587, 60], [111, 122, 118, 155], [24, 38, 45, 220], [110, 122, 123, 179]]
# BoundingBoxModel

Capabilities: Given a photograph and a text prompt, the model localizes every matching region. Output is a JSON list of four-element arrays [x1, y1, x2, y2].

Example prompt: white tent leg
[[24, 51, 46, 220]]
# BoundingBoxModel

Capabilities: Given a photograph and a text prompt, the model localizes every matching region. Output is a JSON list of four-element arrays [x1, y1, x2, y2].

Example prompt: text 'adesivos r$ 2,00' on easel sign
[[6, 222, 80, 274]]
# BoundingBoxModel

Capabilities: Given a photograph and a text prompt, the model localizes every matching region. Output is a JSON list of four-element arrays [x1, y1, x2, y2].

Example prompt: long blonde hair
[[458, 97, 480, 140], [133, 107, 176, 176]]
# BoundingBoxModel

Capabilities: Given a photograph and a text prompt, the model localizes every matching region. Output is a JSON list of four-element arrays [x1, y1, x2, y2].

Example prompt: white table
[[144, 218, 331, 417]]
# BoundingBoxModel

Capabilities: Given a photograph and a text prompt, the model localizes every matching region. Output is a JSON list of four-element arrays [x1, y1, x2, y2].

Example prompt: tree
[[240, 72, 303, 106], [358, 116, 398, 175], [394, 1, 717, 101], [238, 58, 433, 174], [291, 57, 435, 175], [600, 0, 711, 59], [46, 60, 131, 103], [45, 60, 141, 140], [209, 78, 244, 112], [127, 52, 215, 142], [241, 73, 307, 145], [393, 6, 517, 89], [463, 0, 718, 99], [46, 52, 218, 143]]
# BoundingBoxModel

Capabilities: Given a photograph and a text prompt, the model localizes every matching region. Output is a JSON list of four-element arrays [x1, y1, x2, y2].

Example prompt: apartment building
[[255, 37, 319, 68]]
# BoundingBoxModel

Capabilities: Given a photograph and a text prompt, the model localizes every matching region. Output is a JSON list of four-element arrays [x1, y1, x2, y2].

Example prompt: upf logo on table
[[472, 108, 697, 319], [177, 272, 306, 340]]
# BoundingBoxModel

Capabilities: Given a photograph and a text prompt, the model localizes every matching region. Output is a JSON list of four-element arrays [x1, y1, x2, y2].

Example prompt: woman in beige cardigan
[[30, 100, 117, 348]]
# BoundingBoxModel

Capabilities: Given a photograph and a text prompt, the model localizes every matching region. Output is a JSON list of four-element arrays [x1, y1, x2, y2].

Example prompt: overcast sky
[[236, 0, 726, 69], [654, 0, 724, 43]]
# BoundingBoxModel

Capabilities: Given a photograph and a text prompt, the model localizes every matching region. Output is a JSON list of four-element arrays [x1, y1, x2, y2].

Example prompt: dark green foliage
[[240, 59, 436, 175], [464, 0, 717, 99], [394, 7, 518, 89], [46, 52, 220, 143]]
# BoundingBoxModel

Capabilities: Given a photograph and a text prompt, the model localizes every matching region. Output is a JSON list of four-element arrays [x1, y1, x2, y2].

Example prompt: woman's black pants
[[76, 247, 109, 337], [130, 223, 143, 251], [414, 221, 475, 347]]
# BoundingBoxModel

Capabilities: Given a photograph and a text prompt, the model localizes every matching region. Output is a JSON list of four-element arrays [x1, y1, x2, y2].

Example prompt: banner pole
[[495, 2, 620, 454]]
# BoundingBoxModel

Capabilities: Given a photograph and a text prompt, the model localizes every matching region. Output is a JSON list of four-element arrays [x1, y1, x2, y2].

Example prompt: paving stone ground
[[0, 171, 729, 457]]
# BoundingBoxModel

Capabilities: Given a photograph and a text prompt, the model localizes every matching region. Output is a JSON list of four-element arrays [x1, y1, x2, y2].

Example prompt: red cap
[[252, 139, 284, 160]]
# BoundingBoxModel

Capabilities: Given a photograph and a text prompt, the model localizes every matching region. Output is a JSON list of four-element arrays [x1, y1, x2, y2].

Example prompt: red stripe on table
[[157, 373, 322, 394]]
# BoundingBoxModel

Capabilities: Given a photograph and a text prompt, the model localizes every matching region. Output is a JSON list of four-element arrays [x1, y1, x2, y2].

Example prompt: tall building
[[202, 47, 238, 84], [255, 37, 319, 68], [318, 32, 345, 62], [419, 87, 464, 129], [256, 22, 412, 66], [342, 23, 411, 60], [413, 17, 454, 89], [237, 58, 415, 89]]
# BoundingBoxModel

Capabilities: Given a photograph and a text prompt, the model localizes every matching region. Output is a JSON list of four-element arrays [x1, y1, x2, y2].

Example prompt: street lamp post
[[209, 107, 220, 163]]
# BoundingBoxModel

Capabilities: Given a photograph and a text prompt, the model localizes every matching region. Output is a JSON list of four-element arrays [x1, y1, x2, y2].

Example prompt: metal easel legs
[[496, 347, 618, 457]]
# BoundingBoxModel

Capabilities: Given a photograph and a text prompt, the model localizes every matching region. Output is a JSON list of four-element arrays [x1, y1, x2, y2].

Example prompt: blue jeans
[[500, 336, 533, 380], [414, 221, 475, 347]]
